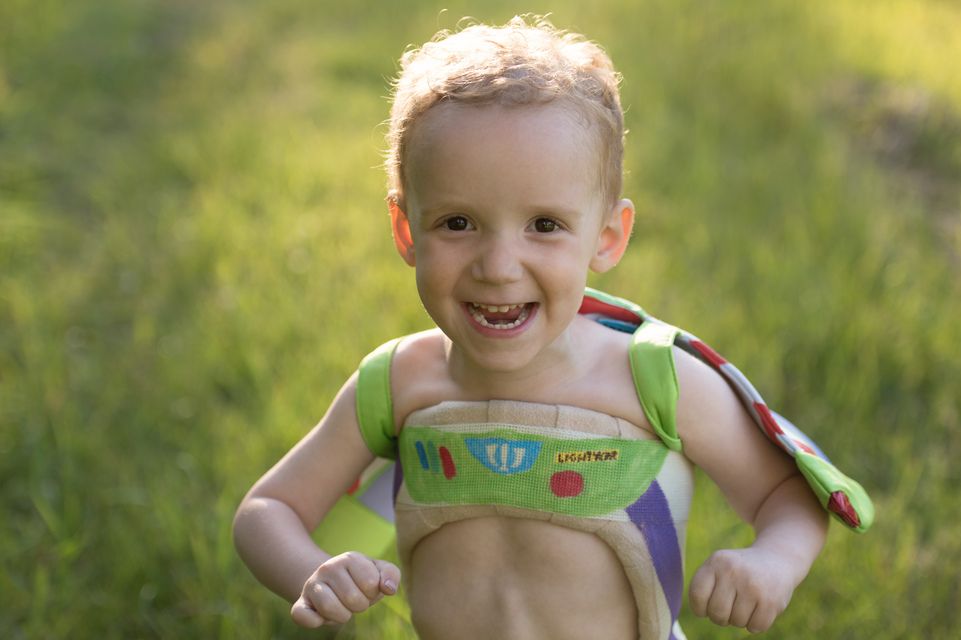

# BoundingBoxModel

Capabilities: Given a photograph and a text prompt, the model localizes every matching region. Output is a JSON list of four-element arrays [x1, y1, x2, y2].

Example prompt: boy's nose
[[471, 235, 523, 284]]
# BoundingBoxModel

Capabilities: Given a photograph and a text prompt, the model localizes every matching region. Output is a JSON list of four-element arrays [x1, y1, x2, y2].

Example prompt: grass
[[2, 0, 960, 637]]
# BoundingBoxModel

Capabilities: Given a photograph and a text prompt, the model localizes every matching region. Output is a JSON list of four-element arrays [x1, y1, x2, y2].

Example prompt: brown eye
[[533, 218, 558, 233], [445, 216, 470, 231]]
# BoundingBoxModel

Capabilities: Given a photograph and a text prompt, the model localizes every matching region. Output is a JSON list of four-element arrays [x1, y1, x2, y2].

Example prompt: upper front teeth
[[468, 302, 531, 330], [477, 303, 522, 313]]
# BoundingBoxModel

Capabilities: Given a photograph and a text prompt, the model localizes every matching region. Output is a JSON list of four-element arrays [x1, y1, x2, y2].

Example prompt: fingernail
[[383, 579, 396, 594]]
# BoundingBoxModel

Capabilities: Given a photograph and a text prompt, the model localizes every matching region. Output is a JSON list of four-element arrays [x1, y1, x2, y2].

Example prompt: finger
[[746, 603, 779, 634], [303, 579, 353, 624], [694, 562, 737, 627], [373, 559, 402, 596], [344, 555, 383, 601], [322, 568, 376, 615], [688, 565, 717, 618], [290, 595, 325, 629], [705, 582, 737, 626], [728, 593, 758, 630]]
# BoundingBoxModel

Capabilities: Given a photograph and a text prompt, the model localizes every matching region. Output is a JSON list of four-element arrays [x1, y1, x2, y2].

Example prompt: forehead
[[404, 102, 603, 209], [408, 101, 599, 164]]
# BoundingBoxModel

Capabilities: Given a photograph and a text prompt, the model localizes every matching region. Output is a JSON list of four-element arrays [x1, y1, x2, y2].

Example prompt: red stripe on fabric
[[690, 339, 728, 368], [793, 439, 817, 455], [828, 491, 861, 528], [753, 402, 785, 441], [346, 477, 361, 496], [439, 446, 457, 480], [578, 296, 641, 323]]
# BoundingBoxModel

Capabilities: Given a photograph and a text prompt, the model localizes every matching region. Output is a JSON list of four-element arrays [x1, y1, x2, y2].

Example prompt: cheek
[[414, 264, 440, 295], [538, 255, 590, 296], [414, 251, 457, 296], [540, 240, 596, 273]]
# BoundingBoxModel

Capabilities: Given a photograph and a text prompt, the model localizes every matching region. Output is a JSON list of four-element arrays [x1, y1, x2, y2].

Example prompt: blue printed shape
[[414, 441, 430, 470], [465, 438, 541, 475]]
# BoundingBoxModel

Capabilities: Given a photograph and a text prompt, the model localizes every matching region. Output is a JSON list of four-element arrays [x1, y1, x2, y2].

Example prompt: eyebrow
[[528, 204, 583, 219], [415, 201, 473, 219], [418, 201, 586, 220]]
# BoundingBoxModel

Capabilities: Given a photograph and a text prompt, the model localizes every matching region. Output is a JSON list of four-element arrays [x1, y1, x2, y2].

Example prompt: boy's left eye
[[444, 215, 471, 231], [532, 218, 559, 233]]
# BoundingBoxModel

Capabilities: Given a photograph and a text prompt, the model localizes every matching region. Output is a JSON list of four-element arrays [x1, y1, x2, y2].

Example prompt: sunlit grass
[[2, 0, 959, 637]]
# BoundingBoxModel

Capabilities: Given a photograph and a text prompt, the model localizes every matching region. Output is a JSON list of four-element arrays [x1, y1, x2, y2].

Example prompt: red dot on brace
[[550, 470, 584, 497]]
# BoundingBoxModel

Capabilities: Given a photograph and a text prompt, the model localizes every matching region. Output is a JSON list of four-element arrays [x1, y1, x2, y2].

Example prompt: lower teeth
[[470, 305, 529, 330]]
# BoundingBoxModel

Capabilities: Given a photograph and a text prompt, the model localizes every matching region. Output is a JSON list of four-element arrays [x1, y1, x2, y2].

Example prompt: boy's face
[[391, 102, 633, 374]]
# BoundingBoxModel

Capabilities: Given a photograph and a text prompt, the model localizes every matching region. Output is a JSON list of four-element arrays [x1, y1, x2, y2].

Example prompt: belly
[[406, 517, 637, 640]]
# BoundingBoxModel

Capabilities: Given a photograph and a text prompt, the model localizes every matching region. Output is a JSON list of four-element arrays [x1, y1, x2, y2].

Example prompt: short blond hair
[[386, 16, 625, 207]]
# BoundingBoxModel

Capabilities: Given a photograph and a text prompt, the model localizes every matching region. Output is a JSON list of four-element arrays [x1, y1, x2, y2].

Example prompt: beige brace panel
[[394, 400, 694, 640]]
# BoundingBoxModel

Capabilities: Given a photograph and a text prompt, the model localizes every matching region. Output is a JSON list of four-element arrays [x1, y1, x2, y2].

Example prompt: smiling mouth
[[466, 302, 535, 330]]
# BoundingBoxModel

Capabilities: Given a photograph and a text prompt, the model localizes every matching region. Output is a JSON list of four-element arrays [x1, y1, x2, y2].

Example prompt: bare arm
[[233, 494, 333, 602], [233, 373, 400, 625], [675, 348, 828, 632]]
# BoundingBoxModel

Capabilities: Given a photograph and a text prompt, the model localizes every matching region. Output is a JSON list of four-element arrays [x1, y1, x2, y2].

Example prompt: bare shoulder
[[392, 328, 446, 368], [673, 343, 763, 451], [560, 318, 650, 429], [673, 346, 798, 521], [578, 319, 636, 388], [389, 329, 452, 428], [672, 345, 741, 415]]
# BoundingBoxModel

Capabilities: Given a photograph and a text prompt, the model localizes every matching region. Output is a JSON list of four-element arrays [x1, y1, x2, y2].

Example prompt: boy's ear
[[388, 197, 416, 266], [590, 199, 635, 273]]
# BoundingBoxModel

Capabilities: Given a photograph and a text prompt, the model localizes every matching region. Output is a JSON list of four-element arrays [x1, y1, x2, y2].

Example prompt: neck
[[443, 319, 592, 401]]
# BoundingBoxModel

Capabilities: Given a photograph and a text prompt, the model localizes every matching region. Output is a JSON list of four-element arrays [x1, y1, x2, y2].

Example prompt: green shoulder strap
[[355, 337, 402, 459], [356, 331, 683, 456], [629, 321, 684, 452]]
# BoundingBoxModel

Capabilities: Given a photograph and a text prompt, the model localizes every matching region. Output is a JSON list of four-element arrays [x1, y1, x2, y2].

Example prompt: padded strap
[[355, 338, 402, 459], [629, 321, 683, 452]]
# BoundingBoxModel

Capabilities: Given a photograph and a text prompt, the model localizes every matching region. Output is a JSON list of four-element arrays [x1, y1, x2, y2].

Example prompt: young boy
[[233, 17, 828, 639]]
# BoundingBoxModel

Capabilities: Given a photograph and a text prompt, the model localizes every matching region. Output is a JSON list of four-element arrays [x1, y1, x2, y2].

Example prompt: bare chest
[[406, 517, 638, 640]]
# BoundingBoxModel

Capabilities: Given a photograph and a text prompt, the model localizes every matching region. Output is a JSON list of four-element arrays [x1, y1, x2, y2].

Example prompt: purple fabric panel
[[357, 463, 398, 523], [625, 480, 683, 625]]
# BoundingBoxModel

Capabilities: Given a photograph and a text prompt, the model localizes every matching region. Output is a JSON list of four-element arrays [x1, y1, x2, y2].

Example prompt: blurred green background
[[2, 0, 959, 637]]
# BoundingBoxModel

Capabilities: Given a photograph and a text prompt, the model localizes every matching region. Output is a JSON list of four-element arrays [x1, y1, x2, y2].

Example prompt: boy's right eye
[[443, 215, 471, 231]]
